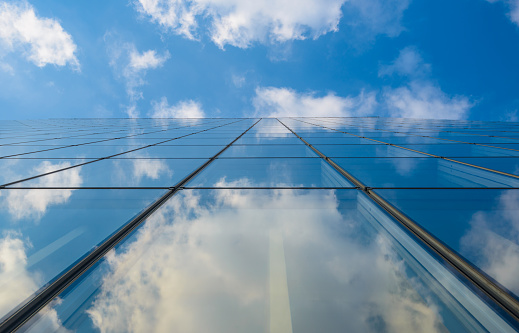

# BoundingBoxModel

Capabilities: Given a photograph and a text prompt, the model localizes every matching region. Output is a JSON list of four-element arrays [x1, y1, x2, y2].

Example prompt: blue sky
[[0, 0, 519, 120]]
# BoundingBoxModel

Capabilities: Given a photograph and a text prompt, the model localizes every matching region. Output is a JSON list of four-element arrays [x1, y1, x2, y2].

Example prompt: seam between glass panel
[[0, 118, 228, 156], [291, 118, 519, 181], [0, 118, 262, 333], [277, 117, 519, 323], [0, 119, 247, 188]]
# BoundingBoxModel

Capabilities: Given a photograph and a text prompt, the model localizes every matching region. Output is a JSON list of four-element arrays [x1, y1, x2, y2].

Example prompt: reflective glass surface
[[221, 144, 318, 157], [396, 144, 519, 157], [188, 158, 353, 187], [452, 157, 519, 176], [2, 117, 519, 332], [8, 158, 208, 188], [20, 189, 518, 332], [313, 144, 423, 157], [332, 157, 519, 188], [376, 189, 519, 297], [0, 189, 165, 318]]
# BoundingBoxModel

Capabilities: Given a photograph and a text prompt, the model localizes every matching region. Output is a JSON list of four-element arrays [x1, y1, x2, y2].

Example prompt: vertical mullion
[[0, 118, 262, 333]]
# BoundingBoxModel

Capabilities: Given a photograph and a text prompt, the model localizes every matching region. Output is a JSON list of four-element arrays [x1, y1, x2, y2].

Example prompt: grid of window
[[1, 117, 519, 332]]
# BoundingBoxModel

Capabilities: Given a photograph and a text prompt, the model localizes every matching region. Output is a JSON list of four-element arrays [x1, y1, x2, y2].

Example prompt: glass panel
[[376, 189, 519, 297], [7, 158, 207, 188], [398, 144, 519, 157], [0, 159, 89, 186], [25, 145, 225, 159], [188, 158, 353, 187], [452, 157, 519, 176], [302, 137, 379, 145], [124, 145, 225, 158], [332, 157, 519, 188], [313, 144, 423, 157], [0, 189, 165, 319], [233, 137, 304, 145], [19, 189, 519, 332], [221, 145, 318, 157]]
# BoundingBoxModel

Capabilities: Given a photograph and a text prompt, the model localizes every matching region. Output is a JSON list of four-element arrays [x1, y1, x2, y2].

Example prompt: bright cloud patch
[[0, 232, 68, 330], [105, 36, 170, 118], [3, 161, 82, 220], [135, 0, 408, 49], [149, 97, 205, 118], [461, 190, 519, 294], [0, 1, 79, 68], [86, 187, 444, 332], [252, 87, 377, 117], [380, 47, 472, 120], [383, 82, 472, 120], [486, 0, 519, 26]]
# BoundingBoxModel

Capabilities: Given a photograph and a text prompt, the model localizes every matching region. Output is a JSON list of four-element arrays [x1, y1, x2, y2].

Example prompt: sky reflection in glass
[[19, 189, 517, 333]]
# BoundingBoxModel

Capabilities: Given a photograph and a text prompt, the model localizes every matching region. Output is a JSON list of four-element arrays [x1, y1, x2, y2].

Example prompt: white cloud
[[3, 161, 82, 220], [129, 49, 170, 71], [343, 0, 410, 38], [132, 159, 171, 180], [231, 73, 245, 88], [486, 0, 519, 26], [379, 46, 431, 78], [381, 47, 472, 120], [252, 86, 377, 117], [0, 232, 69, 331], [461, 190, 519, 295], [383, 82, 472, 120], [134, 0, 409, 49], [149, 97, 205, 118], [0, 1, 79, 69], [86, 185, 445, 332], [105, 35, 170, 118]]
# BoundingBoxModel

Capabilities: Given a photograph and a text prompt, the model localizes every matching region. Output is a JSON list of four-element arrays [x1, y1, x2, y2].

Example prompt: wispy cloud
[[0, 1, 79, 69], [2, 161, 82, 220], [105, 34, 170, 118], [148, 97, 205, 118], [134, 0, 409, 49], [0, 232, 68, 331], [486, 0, 519, 26], [86, 187, 443, 332], [381, 47, 472, 120], [252, 87, 377, 117]]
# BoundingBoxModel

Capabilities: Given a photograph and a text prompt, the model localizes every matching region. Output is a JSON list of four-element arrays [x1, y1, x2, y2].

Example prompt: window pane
[[20, 189, 518, 332], [0, 188, 165, 319], [332, 157, 519, 188], [376, 188, 519, 297], [7, 158, 207, 188], [188, 158, 353, 187]]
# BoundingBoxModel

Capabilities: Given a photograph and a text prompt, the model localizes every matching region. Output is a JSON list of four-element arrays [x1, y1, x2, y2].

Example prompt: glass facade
[[1, 117, 519, 332]]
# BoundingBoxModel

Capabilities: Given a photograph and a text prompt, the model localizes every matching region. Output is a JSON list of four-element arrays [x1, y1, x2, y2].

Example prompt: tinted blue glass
[[302, 137, 378, 144], [221, 145, 318, 157], [0, 188, 165, 318], [0, 159, 90, 186], [161, 138, 235, 145], [376, 189, 519, 297], [24, 145, 225, 159], [8, 158, 207, 188], [188, 158, 353, 187], [20, 189, 518, 332], [313, 144, 423, 157], [397, 144, 519, 157], [452, 157, 519, 176], [233, 137, 304, 144], [332, 157, 519, 188], [124, 145, 225, 158], [430, 136, 519, 144]]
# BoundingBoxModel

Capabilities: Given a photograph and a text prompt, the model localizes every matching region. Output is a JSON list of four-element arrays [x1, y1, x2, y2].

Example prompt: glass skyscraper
[[1, 117, 519, 332]]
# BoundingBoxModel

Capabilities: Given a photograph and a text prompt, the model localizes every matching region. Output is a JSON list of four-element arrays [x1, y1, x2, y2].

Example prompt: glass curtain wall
[[0, 117, 519, 332]]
